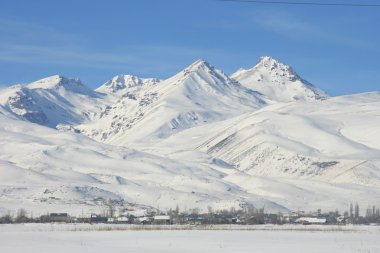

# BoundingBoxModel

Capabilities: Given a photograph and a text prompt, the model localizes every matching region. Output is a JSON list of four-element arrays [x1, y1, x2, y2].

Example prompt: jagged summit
[[26, 75, 85, 90], [232, 56, 327, 102], [176, 59, 237, 89], [258, 55, 279, 64], [229, 56, 297, 81], [255, 56, 300, 81], [183, 59, 213, 72], [96, 74, 160, 95], [181, 59, 232, 79]]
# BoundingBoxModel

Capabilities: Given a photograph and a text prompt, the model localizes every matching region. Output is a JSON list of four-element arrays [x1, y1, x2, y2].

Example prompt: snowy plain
[[0, 224, 379, 253]]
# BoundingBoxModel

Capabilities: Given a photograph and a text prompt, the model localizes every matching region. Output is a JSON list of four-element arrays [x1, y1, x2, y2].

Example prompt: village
[[1, 204, 380, 226]]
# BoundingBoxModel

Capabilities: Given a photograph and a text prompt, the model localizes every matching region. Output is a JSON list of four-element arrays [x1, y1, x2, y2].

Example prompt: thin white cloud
[[0, 18, 82, 46], [0, 43, 136, 66], [0, 42, 226, 74], [0, 18, 246, 80], [252, 11, 312, 34], [0, 18, 237, 78], [248, 10, 378, 51]]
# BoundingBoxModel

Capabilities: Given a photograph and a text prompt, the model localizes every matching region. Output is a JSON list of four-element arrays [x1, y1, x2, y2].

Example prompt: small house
[[49, 213, 71, 223], [138, 216, 152, 224], [296, 217, 327, 225], [153, 215, 171, 225], [90, 214, 108, 223], [117, 216, 129, 223]]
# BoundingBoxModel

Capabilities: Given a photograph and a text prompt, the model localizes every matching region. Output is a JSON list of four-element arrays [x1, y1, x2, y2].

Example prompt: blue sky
[[0, 0, 379, 95]]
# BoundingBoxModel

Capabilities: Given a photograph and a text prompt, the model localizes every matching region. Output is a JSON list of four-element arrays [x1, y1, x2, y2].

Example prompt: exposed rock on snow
[[231, 56, 327, 102]]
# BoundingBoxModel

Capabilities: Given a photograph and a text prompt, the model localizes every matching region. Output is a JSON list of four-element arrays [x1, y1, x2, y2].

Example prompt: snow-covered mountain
[[78, 59, 266, 146], [1, 56, 380, 216], [147, 92, 380, 211], [0, 113, 283, 216], [0, 75, 106, 128], [156, 92, 380, 179], [231, 56, 327, 102]]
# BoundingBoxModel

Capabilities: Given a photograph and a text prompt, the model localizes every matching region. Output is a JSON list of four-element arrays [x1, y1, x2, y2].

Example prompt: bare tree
[[349, 203, 354, 218], [107, 201, 115, 218], [207, 206, 214, 224], [15, 208, 28, 223], [354, 203, 360, 219], [0, 213, 12, 224]]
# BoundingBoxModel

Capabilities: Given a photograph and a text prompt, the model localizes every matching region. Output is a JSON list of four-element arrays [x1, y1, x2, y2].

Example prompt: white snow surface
[[145, 92, 380, 212], [0, 114, 282, 216], [0, 224, 379, 253], [1, 56, 380, 215]]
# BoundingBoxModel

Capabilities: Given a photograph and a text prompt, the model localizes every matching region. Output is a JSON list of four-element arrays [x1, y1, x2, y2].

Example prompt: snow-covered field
[[0, 224, 379, 253]]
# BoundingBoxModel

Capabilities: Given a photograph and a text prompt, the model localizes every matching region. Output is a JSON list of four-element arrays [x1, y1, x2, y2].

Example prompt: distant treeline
[[1, 203, 380, 225]]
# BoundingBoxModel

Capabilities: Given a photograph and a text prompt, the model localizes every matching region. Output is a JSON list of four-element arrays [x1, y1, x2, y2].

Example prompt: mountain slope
[[231, 56, 327, 102], [154, 92, 380, 180], [144, 92, 380, 211], [0, 113, 284, 216]]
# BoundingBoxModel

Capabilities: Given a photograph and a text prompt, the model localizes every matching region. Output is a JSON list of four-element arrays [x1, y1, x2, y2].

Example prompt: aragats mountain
[[1, 56, 380, 216]]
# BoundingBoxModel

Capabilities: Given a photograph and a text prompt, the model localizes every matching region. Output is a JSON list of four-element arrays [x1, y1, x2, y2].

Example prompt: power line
[[218, 0, 380, 7]]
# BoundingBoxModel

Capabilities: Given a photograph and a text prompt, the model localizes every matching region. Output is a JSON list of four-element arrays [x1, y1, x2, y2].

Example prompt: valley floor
[[1, 224, 379, 253]]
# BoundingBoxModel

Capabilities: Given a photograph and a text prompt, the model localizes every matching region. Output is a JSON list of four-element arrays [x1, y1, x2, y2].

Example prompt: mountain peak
[[184, 59, 214, 73], [258, 55, 272, 62], [248, 56, 301, 82], [231, 56, 327, 102], [258, 56, 277, 64], [256, 56, 299, 80], [26, 75, 85, 90], [174, 59, 242, 90], [108, 74, 142, 90], [97, 74, 160, 94]]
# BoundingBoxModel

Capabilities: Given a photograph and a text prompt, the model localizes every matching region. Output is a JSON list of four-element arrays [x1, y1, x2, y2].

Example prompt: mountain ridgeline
[[1, 56, 380, 216]]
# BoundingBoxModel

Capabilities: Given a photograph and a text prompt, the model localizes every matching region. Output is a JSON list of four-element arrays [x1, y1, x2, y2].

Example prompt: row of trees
[[344, 203, 380, 224], [1, 203, 380, 225], [0, 209, 29, 223]]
